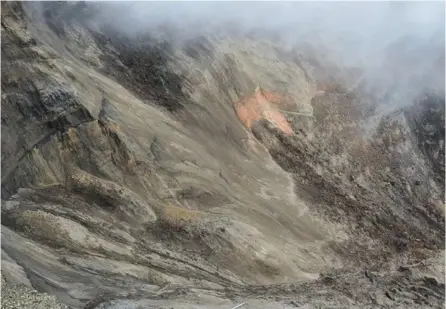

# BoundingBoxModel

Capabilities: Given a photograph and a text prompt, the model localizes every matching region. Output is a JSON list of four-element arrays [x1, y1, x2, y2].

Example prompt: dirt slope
[[1, 2, 444, 309]]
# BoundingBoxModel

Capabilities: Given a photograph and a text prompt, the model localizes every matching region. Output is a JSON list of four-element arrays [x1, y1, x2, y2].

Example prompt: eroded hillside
[[1, 2, 445, 309]]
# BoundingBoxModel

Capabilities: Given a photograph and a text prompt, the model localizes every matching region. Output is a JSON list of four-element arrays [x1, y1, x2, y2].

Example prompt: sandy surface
[[1, 2, 444, 309]]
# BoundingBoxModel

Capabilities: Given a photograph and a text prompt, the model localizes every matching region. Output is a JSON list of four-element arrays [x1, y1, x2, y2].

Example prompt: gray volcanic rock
[[2, 284, 69, 309], [1, 2, 444, 309]]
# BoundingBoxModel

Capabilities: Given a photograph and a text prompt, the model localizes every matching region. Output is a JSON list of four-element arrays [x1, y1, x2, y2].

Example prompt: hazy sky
[[51, 1, 445, 108], [99, 1, 444, 35], [98, 1, 444, 61]]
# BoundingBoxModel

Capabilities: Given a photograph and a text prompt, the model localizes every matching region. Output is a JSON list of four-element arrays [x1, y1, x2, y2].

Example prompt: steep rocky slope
[[1, 2, 444, 309]]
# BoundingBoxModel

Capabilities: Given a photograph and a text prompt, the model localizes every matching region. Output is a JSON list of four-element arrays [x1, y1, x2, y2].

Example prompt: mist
[[62, 1, 446, 109]]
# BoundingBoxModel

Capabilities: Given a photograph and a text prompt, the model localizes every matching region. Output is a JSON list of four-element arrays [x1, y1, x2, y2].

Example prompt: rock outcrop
[[1, 2, 444, 309]]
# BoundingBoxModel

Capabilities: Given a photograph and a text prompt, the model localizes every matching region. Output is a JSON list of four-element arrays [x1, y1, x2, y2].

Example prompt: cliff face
[[1, 2, 444, 309]]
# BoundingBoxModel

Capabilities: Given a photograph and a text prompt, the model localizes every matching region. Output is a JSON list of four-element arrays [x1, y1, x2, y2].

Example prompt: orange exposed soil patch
[[234, 87, 295, 135]]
